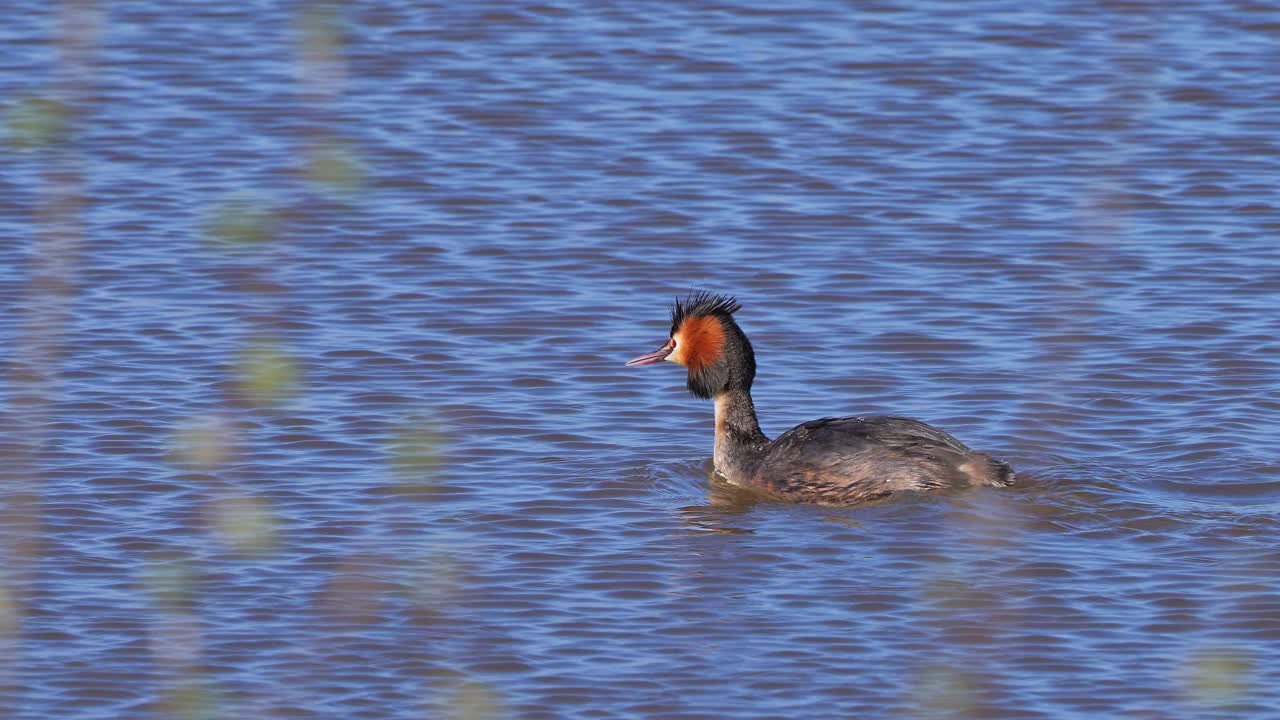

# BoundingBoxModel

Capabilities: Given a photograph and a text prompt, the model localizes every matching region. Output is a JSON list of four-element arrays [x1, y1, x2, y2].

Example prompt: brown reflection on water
[[676, 470, 761, 534]]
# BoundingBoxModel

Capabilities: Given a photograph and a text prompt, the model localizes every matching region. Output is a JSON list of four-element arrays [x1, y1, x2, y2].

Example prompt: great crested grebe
[[626, 291, 1014, 506]]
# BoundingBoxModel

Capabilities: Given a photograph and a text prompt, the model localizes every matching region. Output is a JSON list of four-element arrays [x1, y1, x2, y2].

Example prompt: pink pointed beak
[[625, 339, 674, 366]]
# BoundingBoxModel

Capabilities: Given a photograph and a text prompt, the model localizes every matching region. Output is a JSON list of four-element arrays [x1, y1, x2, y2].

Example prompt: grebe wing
[[775, 415, 971, 454], [753, 416, 985, 503]]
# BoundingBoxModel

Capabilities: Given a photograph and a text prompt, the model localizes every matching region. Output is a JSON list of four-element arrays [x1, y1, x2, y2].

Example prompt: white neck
[[713, 393, 731, 475], [711, 389, 767, 483]]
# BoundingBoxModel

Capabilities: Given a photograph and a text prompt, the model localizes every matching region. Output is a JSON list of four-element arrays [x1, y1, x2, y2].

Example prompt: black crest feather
[[670, 290, 741, 335]]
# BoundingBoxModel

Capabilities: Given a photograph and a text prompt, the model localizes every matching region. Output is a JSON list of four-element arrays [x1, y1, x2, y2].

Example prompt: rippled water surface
[[2, 1, 1279, 718]]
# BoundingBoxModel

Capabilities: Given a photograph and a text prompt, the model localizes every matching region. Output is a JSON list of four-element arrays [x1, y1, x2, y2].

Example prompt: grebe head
[[625, 290, 756, 399]]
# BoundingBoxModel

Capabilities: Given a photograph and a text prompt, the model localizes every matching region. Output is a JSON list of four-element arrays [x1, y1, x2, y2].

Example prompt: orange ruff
[[677, 315, 725, 370]]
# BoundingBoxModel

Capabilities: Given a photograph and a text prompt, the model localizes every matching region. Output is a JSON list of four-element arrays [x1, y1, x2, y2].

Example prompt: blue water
[[1, 1, 1279, 718]]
